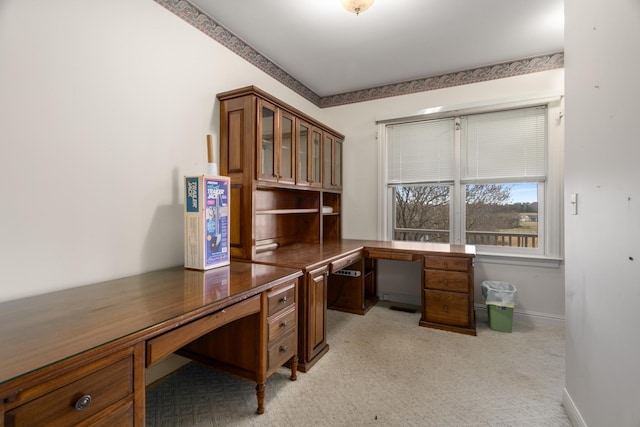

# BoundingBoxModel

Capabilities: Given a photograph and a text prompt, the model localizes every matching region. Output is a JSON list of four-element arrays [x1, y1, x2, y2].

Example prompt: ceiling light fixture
[[340, 0, 374, 15]]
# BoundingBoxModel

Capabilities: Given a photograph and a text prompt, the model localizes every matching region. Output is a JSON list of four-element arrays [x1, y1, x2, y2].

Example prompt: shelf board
[[256, 208, 318, 215]]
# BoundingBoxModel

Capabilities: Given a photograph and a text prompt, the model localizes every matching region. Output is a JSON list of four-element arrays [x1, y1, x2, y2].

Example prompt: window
[[382, 101, 562, 259]]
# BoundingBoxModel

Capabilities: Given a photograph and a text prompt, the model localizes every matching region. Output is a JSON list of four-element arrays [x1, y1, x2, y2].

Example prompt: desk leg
[[290, 355, 298, 381], [255, 383, 265, 414]]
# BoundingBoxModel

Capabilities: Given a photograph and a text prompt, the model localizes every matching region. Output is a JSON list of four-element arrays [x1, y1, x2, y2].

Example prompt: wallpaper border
[[154, 0, 564, 108]]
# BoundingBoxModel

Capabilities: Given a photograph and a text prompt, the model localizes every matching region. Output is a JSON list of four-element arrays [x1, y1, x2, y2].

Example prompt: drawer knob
[[280, 321, 288, 328], [444, 305, 449, 312], [280, 296, 287, 303], [75, 394, 92, 411], [279, 345, 288, 353]]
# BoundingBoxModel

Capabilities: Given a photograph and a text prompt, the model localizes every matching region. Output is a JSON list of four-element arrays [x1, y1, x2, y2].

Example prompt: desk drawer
[[146, 294, 260, 366], [424, 255, 470, 272], [425, 270, 470, 293], [267, 329, 296, 372], [424, 289, 470, 327], [267, 282, 296, 316], [365, 249, 416, 262], [268, 305, 296, 341], [6, 355, 132, 427], [329, 253, 361, 272]]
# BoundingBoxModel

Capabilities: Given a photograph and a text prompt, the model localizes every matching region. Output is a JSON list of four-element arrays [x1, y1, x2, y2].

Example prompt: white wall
[[564, 0, 640, 425], [322, 70, 566, 319], [0, 0, 321, 302]]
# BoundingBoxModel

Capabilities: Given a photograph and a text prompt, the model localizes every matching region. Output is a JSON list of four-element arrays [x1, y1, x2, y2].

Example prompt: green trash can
[[481, 281, 516, 332]]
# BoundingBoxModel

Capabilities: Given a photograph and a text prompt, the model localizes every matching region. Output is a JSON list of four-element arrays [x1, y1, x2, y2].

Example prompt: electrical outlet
[[382, 294, 390, 301]]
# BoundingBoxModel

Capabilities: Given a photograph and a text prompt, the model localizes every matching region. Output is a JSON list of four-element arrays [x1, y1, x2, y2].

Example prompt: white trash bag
[[481, 281, 516, 308]]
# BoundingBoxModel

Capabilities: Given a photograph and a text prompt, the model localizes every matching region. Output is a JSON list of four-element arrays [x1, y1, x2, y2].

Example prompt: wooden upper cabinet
[[323, 133, 343, 190], [218, 86, 344, 259], [257, 99, 296, 185]]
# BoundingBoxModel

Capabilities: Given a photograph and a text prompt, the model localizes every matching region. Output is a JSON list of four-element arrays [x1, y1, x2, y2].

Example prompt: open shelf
[[327, 258, 378, 315], [256, 187, 320, 212], [322, 192, 340, 215]]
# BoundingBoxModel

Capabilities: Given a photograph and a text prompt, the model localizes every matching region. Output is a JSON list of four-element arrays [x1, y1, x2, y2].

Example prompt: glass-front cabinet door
[[323, 133, 343, 190], [310, 127, 323, 188], [278, 110, 295, 184], [335, 138, 343, 188], [257, 99, 295, 184], [257, 99, 277, 182], [297, 120, 310, 186]]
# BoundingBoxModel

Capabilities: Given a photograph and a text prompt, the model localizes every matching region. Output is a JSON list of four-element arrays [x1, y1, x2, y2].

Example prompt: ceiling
[[187, 0, 564, 100]]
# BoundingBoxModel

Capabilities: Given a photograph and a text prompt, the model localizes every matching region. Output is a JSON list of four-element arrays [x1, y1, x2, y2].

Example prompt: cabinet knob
[[279, 345, 288, 353], [444, 306, 448, 312], [280, 296, 287, 303], [280, 321, 288, 328], [75, 394, 92, 411]]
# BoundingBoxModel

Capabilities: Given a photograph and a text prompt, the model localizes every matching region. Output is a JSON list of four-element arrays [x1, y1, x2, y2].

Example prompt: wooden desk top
[[0, 263, 301, 385], [254, 239, 475, 270], [0, 240, 472, 386]]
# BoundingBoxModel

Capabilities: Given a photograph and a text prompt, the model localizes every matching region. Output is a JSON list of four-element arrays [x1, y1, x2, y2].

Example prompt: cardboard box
[[184, 175, 230, 270]]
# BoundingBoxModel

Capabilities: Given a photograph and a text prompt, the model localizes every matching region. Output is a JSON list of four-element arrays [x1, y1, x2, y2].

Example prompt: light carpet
[[146, 302, 570, 426]]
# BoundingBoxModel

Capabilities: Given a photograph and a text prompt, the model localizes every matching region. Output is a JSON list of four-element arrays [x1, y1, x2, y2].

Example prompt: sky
[[509, 183, 538, 204]]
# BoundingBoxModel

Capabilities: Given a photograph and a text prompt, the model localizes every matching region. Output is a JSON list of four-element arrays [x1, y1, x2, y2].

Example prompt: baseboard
[[562, 388, 587, 427], [378, 296, 565, 327], [474, 303, 565, 327], [145, 354, 191, 386]]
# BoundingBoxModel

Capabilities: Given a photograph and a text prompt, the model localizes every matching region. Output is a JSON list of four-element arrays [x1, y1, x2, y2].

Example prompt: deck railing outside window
[[394, 228, 538, 248]]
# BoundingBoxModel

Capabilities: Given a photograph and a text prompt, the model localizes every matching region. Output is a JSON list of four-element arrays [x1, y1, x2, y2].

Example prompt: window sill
[[475, 252, 563, 268]]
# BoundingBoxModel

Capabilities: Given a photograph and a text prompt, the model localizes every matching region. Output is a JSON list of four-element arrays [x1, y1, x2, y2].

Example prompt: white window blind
[[461, 106, 546, 183], [387, 118, 455, 184]]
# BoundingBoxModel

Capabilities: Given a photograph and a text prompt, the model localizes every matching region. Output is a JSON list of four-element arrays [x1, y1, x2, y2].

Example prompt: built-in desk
[[254, 239, 476, 371], [358, 240, 476, 336], [0, 263, 302, 425]]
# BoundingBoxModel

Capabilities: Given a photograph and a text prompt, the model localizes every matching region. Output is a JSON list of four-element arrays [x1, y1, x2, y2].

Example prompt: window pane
[[393, 185, 450, 243], [465, 183, 538, 248]]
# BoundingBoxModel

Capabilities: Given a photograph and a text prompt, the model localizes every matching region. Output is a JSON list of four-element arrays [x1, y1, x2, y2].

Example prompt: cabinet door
[[323, 133, 333, 189], [257, 100, 295, 184], [296, 120, 311, 186], [334, 138, 343, 188], [257, 99, 277, 182], [310, 127, 323, 188], [307, 267, 328, 359], [323, 133, 343, 190], [278, 111, 295, 184]]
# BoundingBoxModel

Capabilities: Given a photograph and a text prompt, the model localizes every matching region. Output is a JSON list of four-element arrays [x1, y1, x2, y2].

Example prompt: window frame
[[378, 96, 564, 262]]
